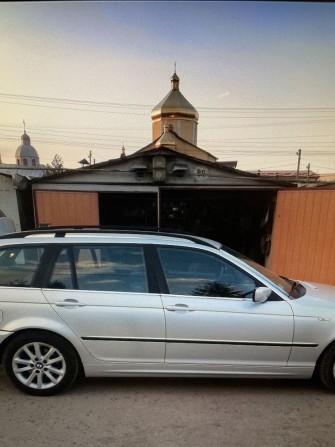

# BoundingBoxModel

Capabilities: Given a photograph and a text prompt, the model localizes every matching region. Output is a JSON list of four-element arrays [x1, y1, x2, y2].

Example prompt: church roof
[[15, 131, 39, 159], [151, 72, 199, 120], [135, 127, 217, 162]]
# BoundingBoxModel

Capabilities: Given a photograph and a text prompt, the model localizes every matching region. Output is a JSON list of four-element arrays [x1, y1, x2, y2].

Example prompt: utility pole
[[296, 149, 302, 182], [306, 163, 310, 184]]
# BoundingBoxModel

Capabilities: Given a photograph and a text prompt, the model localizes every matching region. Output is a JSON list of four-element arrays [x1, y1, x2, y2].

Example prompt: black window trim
[[43, 242, 154, 293], [0, 244, 51, 288], [144, 245, 169, 294], [34, 245, 59, 287], [154, 244, 282, 301], [0, 242, 282, 301]]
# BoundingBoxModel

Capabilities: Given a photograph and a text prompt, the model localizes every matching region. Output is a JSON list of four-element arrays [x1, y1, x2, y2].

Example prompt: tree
[[44, 154, 65, 176]]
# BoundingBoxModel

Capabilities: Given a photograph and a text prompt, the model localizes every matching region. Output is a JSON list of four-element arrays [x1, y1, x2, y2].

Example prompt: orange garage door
[[270, 190, 335, 285], [34, 191, 99, 227]]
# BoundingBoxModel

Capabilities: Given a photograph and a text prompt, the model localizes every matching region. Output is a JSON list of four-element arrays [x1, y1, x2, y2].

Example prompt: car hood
[[290, 280, 335, 317], [300, 281, 335, 302]]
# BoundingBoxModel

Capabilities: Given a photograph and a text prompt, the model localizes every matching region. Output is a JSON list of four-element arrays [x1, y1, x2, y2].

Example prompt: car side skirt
[[82, 362, 314, 379]]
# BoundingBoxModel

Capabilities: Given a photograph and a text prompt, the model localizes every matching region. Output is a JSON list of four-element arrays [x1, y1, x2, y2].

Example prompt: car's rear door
[[42, 244, 165, 363], [0, 245, 52, 325]]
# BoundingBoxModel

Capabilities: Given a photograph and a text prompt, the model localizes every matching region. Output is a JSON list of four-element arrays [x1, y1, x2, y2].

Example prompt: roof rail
[[0, 226, 221, 249]]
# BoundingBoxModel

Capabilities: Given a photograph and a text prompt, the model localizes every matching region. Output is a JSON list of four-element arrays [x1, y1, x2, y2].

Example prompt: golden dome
[[151, 73, 199, 120]]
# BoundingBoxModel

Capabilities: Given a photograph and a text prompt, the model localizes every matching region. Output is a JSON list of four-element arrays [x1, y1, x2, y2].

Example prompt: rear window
[[48, 244, 148, 293], [0, 246, 44, 287]]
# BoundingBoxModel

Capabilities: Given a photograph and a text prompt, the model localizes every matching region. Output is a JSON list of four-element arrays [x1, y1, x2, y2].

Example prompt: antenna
[[296, 149, 301, 181], [23, 119, 26, 132], [174, 62, 176, 74]]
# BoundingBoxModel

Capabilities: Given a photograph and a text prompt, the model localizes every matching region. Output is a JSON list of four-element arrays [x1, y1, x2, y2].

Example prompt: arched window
[[32, 159, 36, 166], [17, 160, 20, 166], [23, 159, 27, 166]]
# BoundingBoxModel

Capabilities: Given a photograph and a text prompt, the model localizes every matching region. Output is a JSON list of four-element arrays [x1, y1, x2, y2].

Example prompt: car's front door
[[42, 244, 165, 363], [157, 246, 294, 368]]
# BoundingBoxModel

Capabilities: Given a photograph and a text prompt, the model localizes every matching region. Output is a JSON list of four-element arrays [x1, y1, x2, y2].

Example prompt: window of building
[[23, 159, 28, 166]]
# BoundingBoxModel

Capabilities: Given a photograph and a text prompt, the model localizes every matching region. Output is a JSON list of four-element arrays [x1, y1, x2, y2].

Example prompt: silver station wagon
[[1, 229, 335, 396]]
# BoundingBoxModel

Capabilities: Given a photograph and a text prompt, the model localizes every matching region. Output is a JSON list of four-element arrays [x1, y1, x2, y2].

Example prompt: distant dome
[[15, 131, 40, 167], [15, 143, 39, 159]]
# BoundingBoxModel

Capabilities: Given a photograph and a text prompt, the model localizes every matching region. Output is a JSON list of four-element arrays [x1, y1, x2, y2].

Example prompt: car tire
[[318, 344, 335, 392], [3, 331, 80, 396]]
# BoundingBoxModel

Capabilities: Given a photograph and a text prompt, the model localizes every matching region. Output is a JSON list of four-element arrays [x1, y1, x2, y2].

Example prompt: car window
[[219, 247, 301, 297], [0, 246, 44, 287], [158, 247, 259, 298], [48, 245, 148, 293]]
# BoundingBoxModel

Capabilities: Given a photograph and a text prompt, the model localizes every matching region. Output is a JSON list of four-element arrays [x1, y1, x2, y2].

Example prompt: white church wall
[[0, 174, 21, 231]]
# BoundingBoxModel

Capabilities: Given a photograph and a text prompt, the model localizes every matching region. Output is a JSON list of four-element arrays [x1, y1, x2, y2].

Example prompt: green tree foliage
[[44, 154, 65, 176]]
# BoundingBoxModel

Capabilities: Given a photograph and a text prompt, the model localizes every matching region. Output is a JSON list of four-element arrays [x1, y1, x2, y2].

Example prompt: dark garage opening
[[98, 190, 275, 265], [99, 193, 157, 228], [160, 190, 275, 264]]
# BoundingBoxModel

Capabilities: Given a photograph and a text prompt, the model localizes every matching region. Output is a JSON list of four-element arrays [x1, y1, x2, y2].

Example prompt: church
[[0, 127, 44, 177], [0, 128, 45, 232], [27, 72, 293, 262]]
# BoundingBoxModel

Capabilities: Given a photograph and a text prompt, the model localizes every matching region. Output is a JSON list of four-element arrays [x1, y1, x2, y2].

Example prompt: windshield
[[220, 246, 303, 298]]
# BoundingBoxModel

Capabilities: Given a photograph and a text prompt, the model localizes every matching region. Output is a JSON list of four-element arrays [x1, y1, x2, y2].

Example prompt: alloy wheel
[[12, 341, 66, 390]]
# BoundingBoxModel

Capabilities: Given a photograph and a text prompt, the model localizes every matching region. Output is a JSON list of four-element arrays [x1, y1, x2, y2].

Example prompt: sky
[[1, 1, 335, 174]]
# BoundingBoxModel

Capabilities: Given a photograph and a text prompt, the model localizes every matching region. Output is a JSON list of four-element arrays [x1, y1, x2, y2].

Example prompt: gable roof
[[30, 145, 295, 189], [135, 128, 217, 162]]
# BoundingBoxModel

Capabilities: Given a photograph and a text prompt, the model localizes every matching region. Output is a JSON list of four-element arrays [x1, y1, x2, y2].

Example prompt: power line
[[3, 98, 334, 123], [1, 131, 334, 156], [200, 119, 335, 127], [2, 128, 334, 149], [2, 92, 335, 112], [0, 100, 149, 116], [0, 93, 151, 110], [2, 125, 334, 145], [1, 91, 334, 172], [3, 124, 335, 138]]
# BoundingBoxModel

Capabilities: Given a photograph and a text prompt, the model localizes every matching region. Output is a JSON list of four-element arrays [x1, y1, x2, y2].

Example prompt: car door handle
[[166, 304, 196, 312], [54, 299, 86, 308]]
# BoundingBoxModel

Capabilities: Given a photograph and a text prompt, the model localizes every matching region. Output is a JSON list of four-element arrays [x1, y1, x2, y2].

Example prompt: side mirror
[[253, 287, 272, 303]]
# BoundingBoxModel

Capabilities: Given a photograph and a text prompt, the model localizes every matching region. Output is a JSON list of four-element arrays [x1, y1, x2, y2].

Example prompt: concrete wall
[[0, 174, 21, 231]]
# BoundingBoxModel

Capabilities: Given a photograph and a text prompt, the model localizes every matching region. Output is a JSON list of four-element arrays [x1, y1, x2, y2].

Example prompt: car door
[[157, 246, 294, 368], [42, 244, 165, 363], [0, 245, 52, 323]]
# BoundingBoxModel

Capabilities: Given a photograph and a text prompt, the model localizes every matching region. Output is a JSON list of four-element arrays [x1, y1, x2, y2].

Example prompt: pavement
[[1, 368, 335, 447]]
